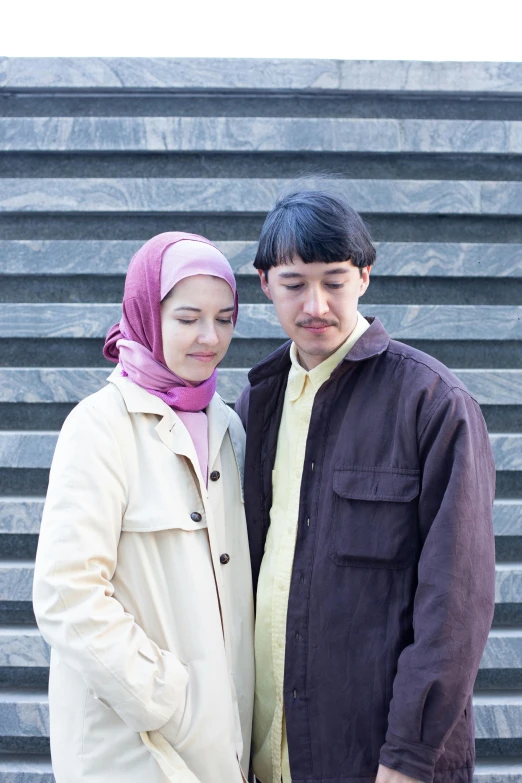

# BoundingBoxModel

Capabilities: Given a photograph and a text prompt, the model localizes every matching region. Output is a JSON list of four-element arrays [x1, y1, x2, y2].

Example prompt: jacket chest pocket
[[329, 466, 420, 570]]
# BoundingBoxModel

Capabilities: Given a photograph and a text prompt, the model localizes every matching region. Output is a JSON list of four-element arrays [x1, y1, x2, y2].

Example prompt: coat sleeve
[[379, 387, 496, 783], [33, 399, 189, 733]]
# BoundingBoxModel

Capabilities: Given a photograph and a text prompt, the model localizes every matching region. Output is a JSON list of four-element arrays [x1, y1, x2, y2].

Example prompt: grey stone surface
[[474, 763, 522, 783], [372, 243, 522, 278], [2, 58, 522, 94], [0, 628, 49, 668], [489, 436, 522, 472], [494, 501, 522, 537], [0, 686, 518, 741], [2, 303, 521, 341], [2, 241, 521, 278], [0, 497, 518, 537], [0, 625, 516, 674], [0, 369, 110, 403], [482, 632, 522, 671], [495, 566, 522, 604], [0, 434, 57, 469], [0, 499, 43, 535], [2, 117, 522, 154], [0, 691, 49, 737], [0, 367, 249, 404], [0, 430, 516, 470], [474, 693, 522, 740], [1, 367, 520, 406], [0, 563, 34, 602], [2, 177, 521, 216], [0, 756, 54, 783], [0, 240, 258, 276]]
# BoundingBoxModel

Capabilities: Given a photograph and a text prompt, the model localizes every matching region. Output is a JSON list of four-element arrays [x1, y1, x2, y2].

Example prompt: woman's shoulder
[[62, 382, 129, 434]]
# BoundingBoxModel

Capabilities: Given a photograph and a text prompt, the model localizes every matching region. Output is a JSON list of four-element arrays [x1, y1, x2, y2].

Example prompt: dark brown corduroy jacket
[[236, 317, 496, 783]]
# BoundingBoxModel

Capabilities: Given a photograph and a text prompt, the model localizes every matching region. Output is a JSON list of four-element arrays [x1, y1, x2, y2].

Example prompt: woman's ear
[[258, 269, 273, 301]]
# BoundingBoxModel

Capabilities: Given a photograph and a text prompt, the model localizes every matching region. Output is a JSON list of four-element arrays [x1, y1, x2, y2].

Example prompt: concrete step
[[1, 240, 521, 278], [0, 758, 520, 783], [3, 496, 513, 533], [2, 177, 522, 216], [0, 367, 521, 407], [0, 755, 53, 783], [0, 687, 521, 754], [3, 57, 522, 95], [474, 760, 522, 781], [0, 689, 49, 753], [1, 624, 521, 688], [0, 562, 521, 615], [2, 117, 522, 154], [1, 430, 519, 470], [1, 303, 522, 341]]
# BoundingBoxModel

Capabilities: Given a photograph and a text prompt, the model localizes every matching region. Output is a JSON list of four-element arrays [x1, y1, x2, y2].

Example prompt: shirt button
[[220, 553, 230, 565], [190, 512, 202, 522], [210, 470, 221, 481]]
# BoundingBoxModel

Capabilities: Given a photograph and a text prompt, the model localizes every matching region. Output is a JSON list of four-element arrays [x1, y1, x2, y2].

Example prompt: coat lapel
[[207, 394, 231, 474]]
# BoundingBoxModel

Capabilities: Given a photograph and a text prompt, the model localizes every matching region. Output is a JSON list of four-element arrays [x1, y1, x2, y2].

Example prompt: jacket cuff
[[379, 732, 440, 783]]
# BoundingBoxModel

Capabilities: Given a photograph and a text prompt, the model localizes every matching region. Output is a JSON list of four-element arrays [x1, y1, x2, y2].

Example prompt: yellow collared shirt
[[252, 313, 370, 783]]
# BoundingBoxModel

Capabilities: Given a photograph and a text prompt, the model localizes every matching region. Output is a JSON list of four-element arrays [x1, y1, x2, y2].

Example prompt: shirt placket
[[271, 378, 314, 783]]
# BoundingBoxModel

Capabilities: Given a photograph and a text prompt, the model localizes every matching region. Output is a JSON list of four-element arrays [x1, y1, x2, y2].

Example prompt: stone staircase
[[0, 57, 521, 781]]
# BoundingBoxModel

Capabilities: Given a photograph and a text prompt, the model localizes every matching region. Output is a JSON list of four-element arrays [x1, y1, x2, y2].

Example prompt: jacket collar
[[107, 367, 231, 481], [248, 317, 390, 386]]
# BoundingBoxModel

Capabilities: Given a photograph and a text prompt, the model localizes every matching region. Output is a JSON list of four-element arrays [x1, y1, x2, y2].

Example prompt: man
[[236, 190, 496, 783]]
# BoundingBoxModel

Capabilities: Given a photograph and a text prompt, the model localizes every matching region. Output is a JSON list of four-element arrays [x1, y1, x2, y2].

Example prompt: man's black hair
[[254, 190, 376, 272]]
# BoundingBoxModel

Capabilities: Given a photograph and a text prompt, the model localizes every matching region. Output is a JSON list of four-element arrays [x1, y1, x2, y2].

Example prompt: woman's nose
[[197, 323, 220, 346]]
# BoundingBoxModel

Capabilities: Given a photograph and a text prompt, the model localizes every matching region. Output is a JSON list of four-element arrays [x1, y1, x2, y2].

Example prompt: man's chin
[[293, 336, 341, 359]]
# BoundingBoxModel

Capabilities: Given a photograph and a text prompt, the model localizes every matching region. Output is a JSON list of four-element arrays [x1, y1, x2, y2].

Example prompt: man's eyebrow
[[324, 267, 350, 275], [277, 271, 305, 279], [277, 267, 349, 279]]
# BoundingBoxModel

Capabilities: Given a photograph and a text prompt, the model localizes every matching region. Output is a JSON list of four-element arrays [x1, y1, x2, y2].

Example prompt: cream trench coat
[[33, 369, 254, 783]]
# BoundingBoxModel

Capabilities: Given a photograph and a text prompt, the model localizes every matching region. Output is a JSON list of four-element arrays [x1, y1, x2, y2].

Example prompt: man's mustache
[[297, 318, 338, 328]]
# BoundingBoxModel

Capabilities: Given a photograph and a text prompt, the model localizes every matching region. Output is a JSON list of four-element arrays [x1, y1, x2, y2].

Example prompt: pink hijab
[[103, 232, 238, 482]]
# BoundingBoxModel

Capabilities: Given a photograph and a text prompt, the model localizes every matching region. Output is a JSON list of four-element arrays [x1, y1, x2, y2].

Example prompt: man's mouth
[[298, 321, 337, 334]]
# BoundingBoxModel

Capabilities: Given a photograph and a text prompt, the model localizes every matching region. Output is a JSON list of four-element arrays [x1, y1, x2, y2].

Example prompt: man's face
[[258, 256, 370, 371]]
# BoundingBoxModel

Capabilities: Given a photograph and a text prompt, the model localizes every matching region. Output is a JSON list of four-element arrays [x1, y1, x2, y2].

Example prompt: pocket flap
[[333, 466, 420, 502]]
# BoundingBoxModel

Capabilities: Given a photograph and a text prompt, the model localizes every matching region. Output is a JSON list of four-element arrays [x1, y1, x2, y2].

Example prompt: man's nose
[[303, 286, 329, 317]]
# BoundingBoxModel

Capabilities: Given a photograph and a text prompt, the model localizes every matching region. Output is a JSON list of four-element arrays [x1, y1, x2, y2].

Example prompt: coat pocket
[[329, 466, 420, 569]]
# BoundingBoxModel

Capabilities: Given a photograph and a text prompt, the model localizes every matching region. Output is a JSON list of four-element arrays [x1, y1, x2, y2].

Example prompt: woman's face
[[160, 274, 235, 382]]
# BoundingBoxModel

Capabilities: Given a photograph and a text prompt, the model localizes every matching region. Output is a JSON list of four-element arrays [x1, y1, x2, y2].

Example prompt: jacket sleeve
[[33, 400, 189, 733], [379, 387, 496, 783], [234, 383, 251, 431]]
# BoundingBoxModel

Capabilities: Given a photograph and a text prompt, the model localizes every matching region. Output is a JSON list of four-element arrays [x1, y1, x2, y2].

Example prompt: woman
[[33, 232, 254, 783]]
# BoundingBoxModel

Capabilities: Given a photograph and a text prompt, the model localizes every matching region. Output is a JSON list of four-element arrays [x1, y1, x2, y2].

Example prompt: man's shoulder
[[383, 339, 473, 401]]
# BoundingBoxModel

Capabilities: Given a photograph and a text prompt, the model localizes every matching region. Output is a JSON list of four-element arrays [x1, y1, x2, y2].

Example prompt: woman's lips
[[188, 353, 217, 362]]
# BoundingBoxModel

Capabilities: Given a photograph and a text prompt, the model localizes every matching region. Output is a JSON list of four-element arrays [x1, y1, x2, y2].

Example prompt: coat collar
[[248, 317, 390, 386], [107, 367, 231, 482]]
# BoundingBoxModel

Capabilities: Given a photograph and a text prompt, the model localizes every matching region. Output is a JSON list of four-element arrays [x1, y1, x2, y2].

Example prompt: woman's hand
[[376, 764, 424, 783]]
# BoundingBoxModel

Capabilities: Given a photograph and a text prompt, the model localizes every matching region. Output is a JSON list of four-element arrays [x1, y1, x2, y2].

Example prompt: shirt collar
[[287, 312, 370, 402]]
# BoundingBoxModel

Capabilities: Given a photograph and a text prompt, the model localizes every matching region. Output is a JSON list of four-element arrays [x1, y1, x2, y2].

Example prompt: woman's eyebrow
[[173, 305, 235, 313]]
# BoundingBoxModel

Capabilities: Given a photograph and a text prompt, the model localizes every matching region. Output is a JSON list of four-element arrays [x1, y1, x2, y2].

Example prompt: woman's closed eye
[[177, 317, 233, 325]]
